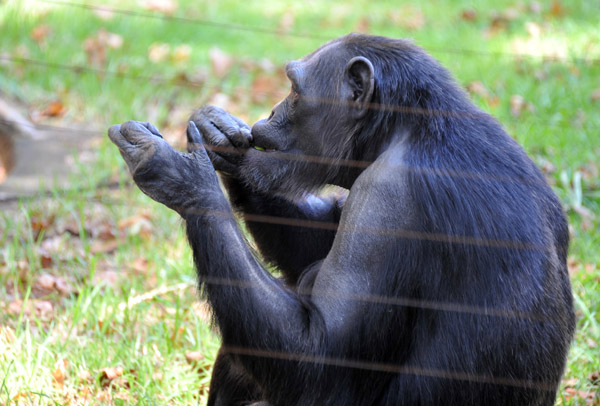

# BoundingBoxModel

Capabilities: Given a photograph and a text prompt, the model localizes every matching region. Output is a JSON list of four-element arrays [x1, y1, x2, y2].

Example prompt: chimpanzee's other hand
[[189, 106, 252, 175], [108, 121, 222, 215]]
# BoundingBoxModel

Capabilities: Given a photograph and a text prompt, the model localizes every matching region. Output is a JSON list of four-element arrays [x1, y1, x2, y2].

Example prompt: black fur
[[110, 33, 575, 406]]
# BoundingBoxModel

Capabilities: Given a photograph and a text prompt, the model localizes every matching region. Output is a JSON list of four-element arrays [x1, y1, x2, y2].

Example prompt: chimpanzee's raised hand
[[108, 120, 224, 215], [189, 106, 252, 175]]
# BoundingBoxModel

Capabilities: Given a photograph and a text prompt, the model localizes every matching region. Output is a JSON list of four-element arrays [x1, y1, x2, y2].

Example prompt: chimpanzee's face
[[242, 43, 356, 196]]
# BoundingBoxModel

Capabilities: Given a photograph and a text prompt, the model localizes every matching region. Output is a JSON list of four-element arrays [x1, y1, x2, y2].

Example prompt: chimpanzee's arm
[[190, 107, 345, 282], [220, 174, 345, 284], [108, 121, 411, 404]]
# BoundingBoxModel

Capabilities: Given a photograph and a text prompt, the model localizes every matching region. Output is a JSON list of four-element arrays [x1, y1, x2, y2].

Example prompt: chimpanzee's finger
[[108, 124, 130, 149], [119, 121, 159, 145], [186, 120, 203, 153], [187, 121, 210, 161], [206, 149, 237, 174], [209, 114, 251, 149], [140, 122, 163, 138]]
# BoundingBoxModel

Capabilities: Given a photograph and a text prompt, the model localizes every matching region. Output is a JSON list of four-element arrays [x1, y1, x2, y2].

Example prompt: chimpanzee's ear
[[343, 56, 375, 119]]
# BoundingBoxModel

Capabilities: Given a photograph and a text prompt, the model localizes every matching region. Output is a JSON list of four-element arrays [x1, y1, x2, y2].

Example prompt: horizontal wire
[[0, 116, 554, 189], [221, 345, 556, 391], [37, 0, 600, 65], [0, 55, 592, 133], [201, 275, 547, 321]]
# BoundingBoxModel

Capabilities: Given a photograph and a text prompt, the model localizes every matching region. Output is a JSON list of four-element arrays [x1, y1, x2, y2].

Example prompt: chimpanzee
[[108, 33, 575, 405]]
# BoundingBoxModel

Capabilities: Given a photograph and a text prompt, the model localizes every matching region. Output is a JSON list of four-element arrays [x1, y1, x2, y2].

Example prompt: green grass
[[1, 0, 599, 404]]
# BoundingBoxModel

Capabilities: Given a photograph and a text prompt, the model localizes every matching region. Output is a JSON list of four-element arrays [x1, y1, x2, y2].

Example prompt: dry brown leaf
[[40, 100, 67, 118], [93, 270, 120, 287], [34, 300, 53, 317], [40, 251, 53, 268], [118, 213, 153, 238], [279, 10, 295, 33], [0, 326, 16, 343], [100, 366, 123, 382], [148, 42, 170, 63], [529, 2, 542, 14], [461, 9, 478, 21], [209, 47, 234, 78], [142, 0, 178, 15], [590, 89, 600, 103], [550, 0, 565, 17], [91, 239, 120, 255], [52, 359, 68, 389], [172, 44, 192, 63], [99, 30, 123, 50], [130, 257, 149, 274], [567, 257, 581, 275], [93, 8, 115, 20], [84, 37, 106, 68], [35, 273, 75, 297], [563, 378, 579, 387], [466, 81, 490, 98], [251, 75, 281, 104], [185, 350, 204, 362], [590, 371, 600, 385], [7, 299, 23, 315], [355, 17, 370, 33], [510, 94, 534, 117], [30, 25, 51, 45], [37, 273, 57, 291]]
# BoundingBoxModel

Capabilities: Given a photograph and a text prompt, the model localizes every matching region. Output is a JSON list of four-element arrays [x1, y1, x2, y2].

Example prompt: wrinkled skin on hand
[[189, 105, 252, 175], [108, 120, 224, 216]]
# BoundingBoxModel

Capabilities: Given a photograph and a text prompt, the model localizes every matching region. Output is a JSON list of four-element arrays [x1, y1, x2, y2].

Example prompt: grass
[[0, 0, 599, 404]]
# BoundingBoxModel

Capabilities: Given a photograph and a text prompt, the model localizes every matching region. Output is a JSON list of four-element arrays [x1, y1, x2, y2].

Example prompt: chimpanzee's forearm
[[219, 174, 343, 284]]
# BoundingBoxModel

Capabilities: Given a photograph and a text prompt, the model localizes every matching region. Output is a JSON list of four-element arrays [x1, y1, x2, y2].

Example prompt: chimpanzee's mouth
[[252, 145, 276, 152]]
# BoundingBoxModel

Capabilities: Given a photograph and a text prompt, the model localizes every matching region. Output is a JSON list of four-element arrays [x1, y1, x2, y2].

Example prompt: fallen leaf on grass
[[388, 7, 426, 31], [209, 47, 234, 78], [251, 75, 283, 104], [185, 350, 204, 362], [355, 17, 370, 33], [142, 0, 178, 15], [35, 273, 75, 297], [34, 300, 54, 317], [40, 100, 67, 118], [510, 94, 535, 117], [118, 212, 153, 238], [0, 326, 16, 343], [91, 239, 120, 255], [461, 9, 478, 21], [278, 10, 295, 33], [549, 0, 565, 18], [563, 388, 596, 403], [148, 42, 171, 63], [99, 366, 124, 388], [52, 359, 68, 389], [172, 44, 192, 63], [567, 257, 581, 276], [92, 270, 120, 288], [591, 89, 600, 103], [590, 371, 600, 385], [30, 25, 51, 45], [130, 257, 149, 274]]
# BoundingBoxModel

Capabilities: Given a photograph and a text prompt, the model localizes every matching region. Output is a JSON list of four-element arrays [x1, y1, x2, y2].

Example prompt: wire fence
[[0, 1, 585, 394]]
